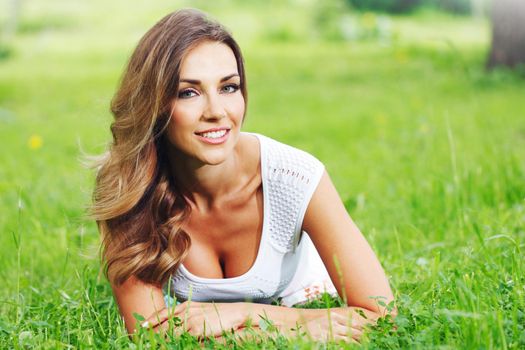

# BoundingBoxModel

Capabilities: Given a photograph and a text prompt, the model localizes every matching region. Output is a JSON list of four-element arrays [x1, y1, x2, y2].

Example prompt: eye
[[221, 84, 240, 94], [178, 89, 198, 99]]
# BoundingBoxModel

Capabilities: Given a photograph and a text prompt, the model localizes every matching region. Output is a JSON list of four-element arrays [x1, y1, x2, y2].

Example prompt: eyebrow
[[179, 73, 240, 85]]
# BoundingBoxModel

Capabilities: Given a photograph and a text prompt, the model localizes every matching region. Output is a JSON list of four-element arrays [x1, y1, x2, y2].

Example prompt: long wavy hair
[[90, 9, 247, 286]]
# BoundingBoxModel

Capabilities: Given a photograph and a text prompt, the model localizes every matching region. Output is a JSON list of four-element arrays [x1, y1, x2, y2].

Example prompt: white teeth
[[199, 130, 227, 139]]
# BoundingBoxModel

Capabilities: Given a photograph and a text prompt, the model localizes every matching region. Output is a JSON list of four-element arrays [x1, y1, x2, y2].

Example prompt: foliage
[[346, 0, 423, 14], [439, 0, 472, 15], [426, 0, 473, 15], [0, 42, 12, 60], [1, 1, 524, 348], [347, 0, 474, 15], [313, 0, 350, 41]]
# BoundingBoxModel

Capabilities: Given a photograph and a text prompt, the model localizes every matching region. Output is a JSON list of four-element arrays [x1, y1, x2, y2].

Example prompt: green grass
[[1, 0, 524, 348]]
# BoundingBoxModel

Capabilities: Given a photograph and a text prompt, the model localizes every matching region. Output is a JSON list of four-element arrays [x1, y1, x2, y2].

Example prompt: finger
[[169, 301, 199, 330], [158, 315, 186, 333], [332, 312, 365, 331], [143, 308, 171, 328], [330, 312, 350, 324], [173, 301, 208, 320], [143, 302, 184, 328], [331, 323, 349, 338], [184, 315, 203, 336], [333, 334, 359, 344], [328, 313, 351, 329], [187, 321, 213, 338], [324, 332, 359, 344], [173, 300, 191, 315], [188, 316, 228, 338], [331, 322, 362, 342], [153, 319, 183, 336], [348, 327, 363, 342], [350, 319, 364, 331], [331, 333, 350, 342]]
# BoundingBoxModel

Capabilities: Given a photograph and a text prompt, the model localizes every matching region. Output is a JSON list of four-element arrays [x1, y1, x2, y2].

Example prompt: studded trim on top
[[264, 137, 324, 253]]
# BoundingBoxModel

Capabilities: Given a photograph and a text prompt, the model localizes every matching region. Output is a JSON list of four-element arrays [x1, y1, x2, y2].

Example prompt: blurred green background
[[1, 0, 524, 348]]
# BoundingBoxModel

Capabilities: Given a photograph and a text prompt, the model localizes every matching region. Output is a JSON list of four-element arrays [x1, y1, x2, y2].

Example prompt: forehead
[[179, 41, 238, 79]]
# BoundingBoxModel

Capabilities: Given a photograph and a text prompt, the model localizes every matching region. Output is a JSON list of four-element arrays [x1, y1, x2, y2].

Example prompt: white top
[[165, 133, 337, 306]]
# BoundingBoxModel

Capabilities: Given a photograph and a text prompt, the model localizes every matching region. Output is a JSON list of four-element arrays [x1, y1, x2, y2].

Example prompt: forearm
[[240, 303, 381, 331]]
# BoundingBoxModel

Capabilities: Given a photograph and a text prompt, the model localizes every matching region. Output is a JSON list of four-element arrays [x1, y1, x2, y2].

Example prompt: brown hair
[[90, 9, 247, 286]]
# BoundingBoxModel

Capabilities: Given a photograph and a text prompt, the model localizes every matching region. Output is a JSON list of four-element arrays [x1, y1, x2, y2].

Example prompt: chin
[[200, 153, 230, 166], [197, 137, 238, 165]]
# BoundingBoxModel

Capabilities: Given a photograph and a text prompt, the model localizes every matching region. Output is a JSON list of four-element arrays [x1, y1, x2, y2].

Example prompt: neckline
[[178, 132, 268, 283]]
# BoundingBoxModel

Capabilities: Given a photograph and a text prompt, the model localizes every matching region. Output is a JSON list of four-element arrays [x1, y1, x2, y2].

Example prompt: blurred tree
[[347, 0, 422, 13], [314, 0, 349, 40], [434, 0, 471, 14], [487, 0, 525, 69], [470, 0, 489, 18]]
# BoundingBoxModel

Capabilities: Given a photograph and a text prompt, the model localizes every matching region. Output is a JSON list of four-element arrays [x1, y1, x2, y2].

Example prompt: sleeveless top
[[165, 133, 337, 307]]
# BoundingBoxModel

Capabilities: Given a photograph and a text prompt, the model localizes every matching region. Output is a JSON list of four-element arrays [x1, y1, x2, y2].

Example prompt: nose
[[201, 92, 226, 121]]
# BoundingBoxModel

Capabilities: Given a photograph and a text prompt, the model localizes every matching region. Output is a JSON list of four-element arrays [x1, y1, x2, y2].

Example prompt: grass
[[1, 0, 524, 348]]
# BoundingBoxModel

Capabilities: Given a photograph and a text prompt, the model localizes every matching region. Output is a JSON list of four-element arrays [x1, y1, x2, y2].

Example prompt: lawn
[[1, 0, 524, 348]]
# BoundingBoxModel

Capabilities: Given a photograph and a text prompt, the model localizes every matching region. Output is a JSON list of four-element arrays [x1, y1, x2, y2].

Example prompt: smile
[[195, 128, 231, 144]]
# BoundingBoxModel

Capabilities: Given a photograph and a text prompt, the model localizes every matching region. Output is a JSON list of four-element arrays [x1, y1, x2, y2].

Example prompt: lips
[[194, 127, 231, 144], [195, 126, 230, 135]]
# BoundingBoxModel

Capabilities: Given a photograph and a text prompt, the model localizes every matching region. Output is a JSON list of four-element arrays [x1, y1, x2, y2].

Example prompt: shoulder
[[247, 132, 324, 177], [236, 132, 262, 180]]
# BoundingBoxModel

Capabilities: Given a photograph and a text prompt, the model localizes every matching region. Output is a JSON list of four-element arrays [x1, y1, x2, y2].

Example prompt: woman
[[91, 8, 394, 342]]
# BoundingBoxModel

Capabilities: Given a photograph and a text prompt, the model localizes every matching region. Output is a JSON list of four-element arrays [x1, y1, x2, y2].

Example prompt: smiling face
[[166, 40, 246, 166]]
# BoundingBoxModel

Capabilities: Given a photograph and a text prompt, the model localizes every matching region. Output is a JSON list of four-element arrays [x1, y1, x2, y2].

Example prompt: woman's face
[[166, 40, 245, 166]]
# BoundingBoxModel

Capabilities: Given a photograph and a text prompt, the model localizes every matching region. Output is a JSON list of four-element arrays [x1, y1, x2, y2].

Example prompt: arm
[[242, 170, 395, 338], [301, 170, 395, 314], [146, 300, 368, 342], [243, 170, 394, 323], [146, 171, 393, 340], [111, 275, 166, 334]]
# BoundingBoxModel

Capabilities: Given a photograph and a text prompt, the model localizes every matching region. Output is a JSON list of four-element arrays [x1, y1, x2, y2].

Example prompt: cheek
[[170, 105, 197, 127], [230, 95, 246, 121], [166, 107, 196, 145]]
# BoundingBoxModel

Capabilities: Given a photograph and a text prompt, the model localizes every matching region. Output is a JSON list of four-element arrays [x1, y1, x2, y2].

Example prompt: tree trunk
[[486, 0, 525, 69]]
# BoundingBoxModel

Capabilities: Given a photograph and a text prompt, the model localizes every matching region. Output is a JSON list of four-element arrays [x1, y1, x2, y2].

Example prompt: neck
[[167, 145, 241, 213]]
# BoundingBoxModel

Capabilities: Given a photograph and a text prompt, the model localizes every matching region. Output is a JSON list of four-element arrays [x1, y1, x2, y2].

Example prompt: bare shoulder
[[302, 171, 354, 243], [236, 132, 262, 179]]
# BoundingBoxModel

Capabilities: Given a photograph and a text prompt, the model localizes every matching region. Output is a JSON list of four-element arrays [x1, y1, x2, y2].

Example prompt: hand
[[285, 308, 377, 343], [142, 301, 247, 338], [298, 311, 363, 343]]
